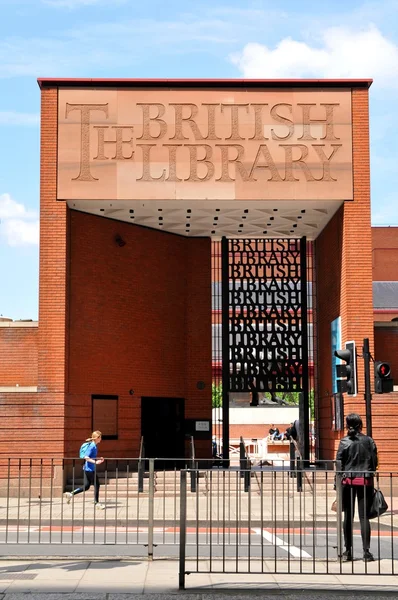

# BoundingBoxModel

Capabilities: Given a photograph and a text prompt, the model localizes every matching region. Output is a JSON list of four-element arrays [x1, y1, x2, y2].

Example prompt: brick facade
[[0, 324, 38, 387], [3, 80, 397, 476], [0, 87, 67, 467], [315, 89, 375, 463], [0, 83, 212, 482], [66, 210, 212, 458], [314, 207, 343, 459], [37, 86, 68, 455], [374, 327, 398, 383], [372, 227, 398, 281]]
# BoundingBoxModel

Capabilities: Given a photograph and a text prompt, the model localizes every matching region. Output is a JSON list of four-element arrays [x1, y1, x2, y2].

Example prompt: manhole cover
[[0, 573, 37, 580]]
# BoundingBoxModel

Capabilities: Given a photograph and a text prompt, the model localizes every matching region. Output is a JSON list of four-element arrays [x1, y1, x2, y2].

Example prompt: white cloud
[[231, 25, 398, 87], [0, 194, 39, 246], [0, 111, 39, 126], [1, 219, 40, 246]]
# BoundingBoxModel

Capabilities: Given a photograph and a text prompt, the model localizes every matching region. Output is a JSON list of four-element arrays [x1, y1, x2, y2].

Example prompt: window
[[92, 395, 118, 440]]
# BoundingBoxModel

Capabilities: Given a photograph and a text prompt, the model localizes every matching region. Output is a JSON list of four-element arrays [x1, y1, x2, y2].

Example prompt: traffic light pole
[[363, 338, 372, 438]]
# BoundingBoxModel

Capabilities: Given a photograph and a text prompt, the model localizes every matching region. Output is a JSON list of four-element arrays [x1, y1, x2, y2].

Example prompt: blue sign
[[331, 317, 342, 394]]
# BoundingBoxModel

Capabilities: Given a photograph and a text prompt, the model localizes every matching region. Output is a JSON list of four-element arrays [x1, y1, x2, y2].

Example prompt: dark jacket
[[336, 432, 377, 478]]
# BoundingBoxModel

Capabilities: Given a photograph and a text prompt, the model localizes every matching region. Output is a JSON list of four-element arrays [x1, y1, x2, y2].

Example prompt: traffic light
[[374, 361, 394, 394], [334, 341, 357, 396]]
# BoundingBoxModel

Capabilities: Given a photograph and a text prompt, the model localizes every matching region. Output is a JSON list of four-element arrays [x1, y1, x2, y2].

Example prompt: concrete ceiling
[[67, 199, 342, 240]]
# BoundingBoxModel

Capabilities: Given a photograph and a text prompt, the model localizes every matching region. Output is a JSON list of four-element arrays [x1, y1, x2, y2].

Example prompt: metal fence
[[0, 457, 397, 583], [0, 457, 218, 554], [179, 465, 398, 587]]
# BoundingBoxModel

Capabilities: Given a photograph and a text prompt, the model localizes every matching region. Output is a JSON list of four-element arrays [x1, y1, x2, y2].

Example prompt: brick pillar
[[340, 89, 373, 423], [185, 237, 212, 457], [316, 87, 373, 461], [38, 86, 67, 456]]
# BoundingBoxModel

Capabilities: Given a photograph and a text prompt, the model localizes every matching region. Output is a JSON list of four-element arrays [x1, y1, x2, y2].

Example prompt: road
[[1, 525, 397, 571]]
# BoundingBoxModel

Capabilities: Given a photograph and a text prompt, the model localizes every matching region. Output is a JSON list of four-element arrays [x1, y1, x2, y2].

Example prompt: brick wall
[[229, 423, 290, 440], [369, 391, 398, 468], [314, 207, 343, 460], [340, 88, 374, 428], [316, 88, 375, 463], [374, 326, 398, 377], [0, 392, 64, 456], [66, 210, 212, 458], [372, 227, 398, 281], [0, 86, 67, 465], [373, 327, 398, 468], [0, 325, 38, 386], [37, 86, 67, 449]]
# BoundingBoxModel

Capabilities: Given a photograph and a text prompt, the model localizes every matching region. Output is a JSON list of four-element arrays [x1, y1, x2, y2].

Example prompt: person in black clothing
[[268, 425, 282, 440], [336, 413, 378, 562]]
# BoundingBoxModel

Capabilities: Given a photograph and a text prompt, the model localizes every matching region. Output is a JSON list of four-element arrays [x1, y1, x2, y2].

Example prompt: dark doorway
[[141, 397, 185, 462]]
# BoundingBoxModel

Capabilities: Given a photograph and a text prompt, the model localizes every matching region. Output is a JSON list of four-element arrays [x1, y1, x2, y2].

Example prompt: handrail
[[239, 436, 251, 492], [139, 436, 144, 461], [189, 436, 195, 463], [138, 436, 145, 493], [189, 436, 196, 492], [290, 436, 314, 493]]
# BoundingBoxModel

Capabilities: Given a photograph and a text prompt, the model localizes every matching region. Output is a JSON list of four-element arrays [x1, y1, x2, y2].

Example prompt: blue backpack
[[79, 441, 92, 459]]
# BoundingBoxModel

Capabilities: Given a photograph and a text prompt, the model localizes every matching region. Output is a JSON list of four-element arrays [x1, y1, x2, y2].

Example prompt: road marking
[[253, 528, 311, 558]]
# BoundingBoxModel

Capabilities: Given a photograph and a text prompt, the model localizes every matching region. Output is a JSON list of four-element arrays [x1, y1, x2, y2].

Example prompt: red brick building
[[1, 78, 397, 480]]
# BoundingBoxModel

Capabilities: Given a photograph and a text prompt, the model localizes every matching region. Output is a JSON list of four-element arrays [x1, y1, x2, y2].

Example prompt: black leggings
[[342, 484, 374, 552], [72, 471, 100, 503]]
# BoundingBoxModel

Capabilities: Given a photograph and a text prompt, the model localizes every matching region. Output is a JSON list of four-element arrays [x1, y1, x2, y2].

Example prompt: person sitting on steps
[[268, 424, 283, 441]]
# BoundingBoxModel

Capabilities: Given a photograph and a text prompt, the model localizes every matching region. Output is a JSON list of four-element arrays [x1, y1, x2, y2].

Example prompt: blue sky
[[1, 0, 398, 320]]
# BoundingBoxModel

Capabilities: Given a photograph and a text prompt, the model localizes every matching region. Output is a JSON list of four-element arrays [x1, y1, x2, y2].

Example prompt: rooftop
[[37, 77, 373, 89]]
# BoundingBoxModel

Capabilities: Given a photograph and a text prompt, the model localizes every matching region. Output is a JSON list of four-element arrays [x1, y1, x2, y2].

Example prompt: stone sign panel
[[57, 88, 353, 201]]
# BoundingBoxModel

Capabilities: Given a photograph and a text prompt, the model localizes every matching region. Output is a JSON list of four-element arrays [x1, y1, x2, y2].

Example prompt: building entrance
[[141, 397, 185, 461], [211, 236, 313, 462], [31, 78, 375, 468]]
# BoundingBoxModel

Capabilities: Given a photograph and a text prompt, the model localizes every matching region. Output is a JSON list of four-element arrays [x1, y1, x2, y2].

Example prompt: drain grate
[[0, 573, 37, 580]]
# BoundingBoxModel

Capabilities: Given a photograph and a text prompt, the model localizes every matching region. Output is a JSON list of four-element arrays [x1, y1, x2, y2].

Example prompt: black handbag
[[369, 489, 388, 519]]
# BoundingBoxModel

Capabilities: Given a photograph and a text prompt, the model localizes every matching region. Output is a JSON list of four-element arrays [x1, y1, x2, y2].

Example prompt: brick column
[[38, 86, 67, 454], [316, 87, 373, 461], [340, 89, 373, 423]]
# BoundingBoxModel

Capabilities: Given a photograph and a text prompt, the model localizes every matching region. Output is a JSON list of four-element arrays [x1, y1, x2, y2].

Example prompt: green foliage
[[270, 389, 315, 420], [278, 391, 301, 405], [211, 382, 315, 420], [308, 388, 315, 421], [212, 382, 223, 408]]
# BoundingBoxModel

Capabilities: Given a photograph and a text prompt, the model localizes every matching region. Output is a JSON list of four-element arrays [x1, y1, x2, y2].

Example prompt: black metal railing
[[138, 436, 145, 493], [0, 456, 396, 583], [179, 464, 397, 587], [189, 436, 197, 493], [239, 436, 251, 492]]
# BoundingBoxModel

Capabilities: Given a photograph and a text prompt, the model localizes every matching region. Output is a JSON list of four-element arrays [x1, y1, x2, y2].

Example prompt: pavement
[[0, 557, 397, 596]]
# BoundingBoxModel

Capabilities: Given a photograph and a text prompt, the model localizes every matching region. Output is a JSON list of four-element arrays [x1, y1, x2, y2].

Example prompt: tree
[[212, 382, 222, 408]]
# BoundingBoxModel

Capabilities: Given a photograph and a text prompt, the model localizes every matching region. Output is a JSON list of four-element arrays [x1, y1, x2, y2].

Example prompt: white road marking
[[253, 528, 311, 558]]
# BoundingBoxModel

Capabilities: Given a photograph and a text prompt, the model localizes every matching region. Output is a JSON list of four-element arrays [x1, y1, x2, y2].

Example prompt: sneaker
[[64, 492, 73, 505], [95, 502, 105, 510], [342, 550, 352, 562], [363, 550, 374, 562]]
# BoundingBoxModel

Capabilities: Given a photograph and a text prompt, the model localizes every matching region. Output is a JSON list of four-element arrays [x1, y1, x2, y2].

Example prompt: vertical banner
[[331, 317, 342, 394]]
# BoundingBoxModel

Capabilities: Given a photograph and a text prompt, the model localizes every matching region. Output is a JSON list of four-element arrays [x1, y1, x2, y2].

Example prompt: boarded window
[[92, 395, 118, 440]]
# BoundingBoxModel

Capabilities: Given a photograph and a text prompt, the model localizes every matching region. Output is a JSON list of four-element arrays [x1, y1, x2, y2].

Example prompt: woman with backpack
[[336, 413, 378, 562], [65, 431, 105, 510]]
